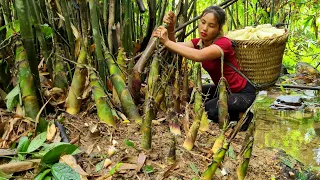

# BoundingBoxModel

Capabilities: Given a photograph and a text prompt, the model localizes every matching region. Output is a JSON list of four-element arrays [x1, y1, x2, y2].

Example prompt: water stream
[[253, 90, 320, 171]]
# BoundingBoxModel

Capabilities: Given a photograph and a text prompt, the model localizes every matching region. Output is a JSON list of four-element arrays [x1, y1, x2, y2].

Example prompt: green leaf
[[43, 176, 52, 180], [27, 132, 47, 153], [227, 146, 237, 159], [17, 136, 30, 153], [40, 24, 53, 39], [5, 86, 20, 111], [41, 144, 78, 164], [51, 163, 80, 180], [189, 163, 199, 176], [191, 178, 199, 180], [143, 165, 154, 174], [124, 139, 134, 147], [34, 169, 51, 180], [95, 160, 104, 172], [109, 163, 123, 175], [36, 118, 48, 134]]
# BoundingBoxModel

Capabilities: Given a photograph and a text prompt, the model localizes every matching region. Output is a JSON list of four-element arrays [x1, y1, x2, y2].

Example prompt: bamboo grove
[[0, 0, 301, 179]]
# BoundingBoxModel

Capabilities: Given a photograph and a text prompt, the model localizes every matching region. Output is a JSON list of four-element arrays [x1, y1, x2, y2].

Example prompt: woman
[[153, 6, 256, 127]]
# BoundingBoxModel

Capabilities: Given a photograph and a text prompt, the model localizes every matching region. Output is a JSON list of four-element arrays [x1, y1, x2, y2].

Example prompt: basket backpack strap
[[225, 61, 257, 88], [215, 46, 225, 78]]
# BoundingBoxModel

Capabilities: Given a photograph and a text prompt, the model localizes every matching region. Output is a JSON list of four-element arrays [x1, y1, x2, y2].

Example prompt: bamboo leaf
[[109, 162, 123, 175], [190, 162, 199, 176], [27, 132, 47, 153], [5, 85, 19, 111], [51, 163, 81, 180]]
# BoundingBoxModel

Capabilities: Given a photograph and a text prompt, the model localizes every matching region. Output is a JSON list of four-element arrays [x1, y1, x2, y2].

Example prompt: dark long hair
[[201, 6, 226, 29]]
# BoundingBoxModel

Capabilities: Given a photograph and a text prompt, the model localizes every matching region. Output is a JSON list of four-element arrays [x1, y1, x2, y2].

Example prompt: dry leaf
[[47, 123, 57, 141], [15, 104, 24, 117], [60, 155, 88, 176], [89, 123, 98, 133], [136, 153, 147, 172], [117, 163, 137, 171], [53, 128, 62, 143], [152, 118, 166, 125]]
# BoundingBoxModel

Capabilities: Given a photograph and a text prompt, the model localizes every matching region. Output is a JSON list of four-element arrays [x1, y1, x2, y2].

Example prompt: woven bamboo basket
[[231, 31, 289, 88]]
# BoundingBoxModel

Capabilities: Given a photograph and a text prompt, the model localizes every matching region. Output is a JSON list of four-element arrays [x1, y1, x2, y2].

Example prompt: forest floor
[[0, 103, 314, 180]]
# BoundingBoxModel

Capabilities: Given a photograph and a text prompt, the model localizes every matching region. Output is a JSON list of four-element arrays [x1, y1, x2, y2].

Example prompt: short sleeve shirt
[[191, 37, 247, 92]]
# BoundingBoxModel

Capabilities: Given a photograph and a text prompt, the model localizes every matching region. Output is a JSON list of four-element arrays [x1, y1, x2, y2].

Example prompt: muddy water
[[253, 90, 320, 170]]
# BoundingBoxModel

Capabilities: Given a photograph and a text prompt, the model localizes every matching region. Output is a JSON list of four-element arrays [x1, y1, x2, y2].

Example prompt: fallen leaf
[[152, 118, 166, 125], [0, 149, 17, 156], [53, 128, 62, 143], [117, 163, 137, 171], [136, 153, 147, 172], [60, 155, 88, 176], [89, 123, 98, 133], [46, 123, 57, 141]]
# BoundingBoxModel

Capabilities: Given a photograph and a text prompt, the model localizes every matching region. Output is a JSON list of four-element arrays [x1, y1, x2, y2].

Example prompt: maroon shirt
[[191, 37, 247, 92]]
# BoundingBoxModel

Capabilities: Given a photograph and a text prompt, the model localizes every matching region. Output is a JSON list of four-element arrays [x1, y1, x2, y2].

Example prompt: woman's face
[[198, 12, 221, 41]]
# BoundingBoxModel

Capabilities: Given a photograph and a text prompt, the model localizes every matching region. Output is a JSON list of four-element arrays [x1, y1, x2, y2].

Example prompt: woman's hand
[[163, 11, 176, 33], [152, 26, 169, 45]]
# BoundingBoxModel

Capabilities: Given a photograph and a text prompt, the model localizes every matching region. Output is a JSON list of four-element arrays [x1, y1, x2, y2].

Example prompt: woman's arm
[[153, 26, 222, 61], [164, 40, 222, 62]]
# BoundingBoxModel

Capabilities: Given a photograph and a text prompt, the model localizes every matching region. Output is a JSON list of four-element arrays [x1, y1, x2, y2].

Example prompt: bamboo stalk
[[108, 0, 115, 53], [237, 121, 255, 180], [104, 49, 142, 123], [66, 47, 88, 115], [60, 0, 75, 58], [167, 134, 176, 164], [53, 47, 68, 90], [135, 0, 145, 13], [0, 0, 11, 30], [15, 41, 40, 119], [122, 0, 133, 55], [201, 140, 230, 180], [181, 58, 189, 104], [183, 63, 202, 150], [89, 70, 115, 126], [141, 53, 161, 149], [217, 77, 229, 129], [173, 69, 181, 113], [15, 0, 41, 95], [28, 0, 53, 77], [89, 0, 106, 85]]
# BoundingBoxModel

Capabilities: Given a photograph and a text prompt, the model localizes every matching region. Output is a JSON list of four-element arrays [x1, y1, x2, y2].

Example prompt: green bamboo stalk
[[211, 133, 225, 155], [89, 0, 106, 85], [103, 49, 142, 123], [201, 140, 230, 180], [60, 0, 75, 58], [28, 0, 53, 77], [15, 41, 40, 119], [15, 0, 41, 94], [53, 47, 68, 90], [122, 0, 133, 55], [117, 47, 127, 81], [0, 0, 11, 30], [89, 70, 115, 126], [66, 47, 88, 115], [237, 121, 255, 180]]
